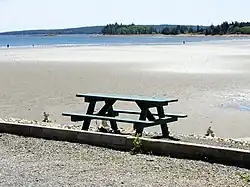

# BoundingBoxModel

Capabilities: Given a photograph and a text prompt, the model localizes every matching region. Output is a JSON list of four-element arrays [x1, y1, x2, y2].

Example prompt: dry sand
[[0, 40, 250, 138]]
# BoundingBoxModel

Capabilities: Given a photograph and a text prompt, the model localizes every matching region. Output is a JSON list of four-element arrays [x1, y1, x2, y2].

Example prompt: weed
[[102, 120, 109, 128], [42, 112, 51, 123], [236, 172, 250, 185], [205, 126, 215, 137], [130, 135, 143, 155]]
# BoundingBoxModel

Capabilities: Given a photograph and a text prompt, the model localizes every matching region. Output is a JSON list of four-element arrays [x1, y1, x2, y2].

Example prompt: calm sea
[[0, 35, 249, 47]]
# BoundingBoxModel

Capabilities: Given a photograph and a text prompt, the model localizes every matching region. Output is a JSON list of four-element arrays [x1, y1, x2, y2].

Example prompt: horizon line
[[1, 23, 209, 34]]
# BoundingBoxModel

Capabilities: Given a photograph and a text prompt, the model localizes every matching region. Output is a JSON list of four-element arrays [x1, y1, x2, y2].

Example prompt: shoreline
[[1, 36, 250, 49], [2, 33, 250, 37], [102, 33, 250, 37]]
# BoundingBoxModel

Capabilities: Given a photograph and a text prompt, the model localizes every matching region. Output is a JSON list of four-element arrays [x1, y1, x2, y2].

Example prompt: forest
[[102, 22, 250, 35]]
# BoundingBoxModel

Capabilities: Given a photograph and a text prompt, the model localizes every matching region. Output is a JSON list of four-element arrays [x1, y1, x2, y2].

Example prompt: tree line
[[102, 22, 250, 35], [102, 23, 157, 35], [0, 26, 104, 35], [204, 21, 250, 35]]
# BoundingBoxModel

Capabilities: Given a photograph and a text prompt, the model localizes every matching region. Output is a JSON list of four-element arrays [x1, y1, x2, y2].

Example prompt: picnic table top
[[76, 93, 178, 104]]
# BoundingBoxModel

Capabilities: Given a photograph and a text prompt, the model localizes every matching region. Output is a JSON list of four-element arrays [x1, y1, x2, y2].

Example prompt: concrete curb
[[1, 122, 250, 169]]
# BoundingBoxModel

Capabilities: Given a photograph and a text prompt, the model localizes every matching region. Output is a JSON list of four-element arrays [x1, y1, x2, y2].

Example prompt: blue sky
[[0, 0, 249, 32]]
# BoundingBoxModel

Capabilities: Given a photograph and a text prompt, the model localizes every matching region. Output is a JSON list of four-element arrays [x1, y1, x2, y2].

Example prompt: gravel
[[171, 134, 250, 151], [0, 133, 250, 187]]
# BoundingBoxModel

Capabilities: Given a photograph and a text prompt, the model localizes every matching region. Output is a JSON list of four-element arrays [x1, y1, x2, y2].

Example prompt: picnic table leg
[[134, 108, 148, 136], [135, 103, 156, 136], [157, 106, 170, 138], [97, 100, 115, 115], [82, 101, 96, 130], [97, 100, 119, 133], [107, 104, 119, 134]]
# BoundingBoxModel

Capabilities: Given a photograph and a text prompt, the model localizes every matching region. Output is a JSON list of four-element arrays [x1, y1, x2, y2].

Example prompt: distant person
[[7, 44, 10, 48], [182, 41, 186, 44]]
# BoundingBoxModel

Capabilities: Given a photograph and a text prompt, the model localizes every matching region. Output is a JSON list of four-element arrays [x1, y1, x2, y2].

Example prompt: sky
[[0, 0, 249, 32]]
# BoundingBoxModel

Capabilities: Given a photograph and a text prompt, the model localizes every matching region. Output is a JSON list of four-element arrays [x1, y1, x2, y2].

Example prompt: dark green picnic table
[[62, 93, 187, 137]]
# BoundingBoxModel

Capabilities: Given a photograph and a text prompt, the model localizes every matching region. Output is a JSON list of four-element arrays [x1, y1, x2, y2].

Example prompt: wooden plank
[[76, 93, 178, 104], [113, 109, 187, 118], [97, 100, 116, 115], [106, 102, 119, 132], [165, 113, 187, 118], [157, 106, 169, 138], [82, 101, 96, 130], [134, 107, 147, 136], [62, 112, 175, 125], [134, 117, 178, 129]]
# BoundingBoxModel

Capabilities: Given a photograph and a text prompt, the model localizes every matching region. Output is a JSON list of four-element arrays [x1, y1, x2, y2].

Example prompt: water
[[0, 35, 249, 48], [239, 105, 250, 111], [218, 91, 250, 112]]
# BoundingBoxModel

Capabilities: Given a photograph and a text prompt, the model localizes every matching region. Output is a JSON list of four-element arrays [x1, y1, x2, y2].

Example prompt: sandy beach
[[0, 40, 250, 138]]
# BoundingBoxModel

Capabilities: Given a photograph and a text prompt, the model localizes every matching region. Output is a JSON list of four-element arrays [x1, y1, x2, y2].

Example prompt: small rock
[[217, 138, 224, 142], [98, 126, 111, 133], [154, 166, 161, 170], [146, 158, 155, 162]]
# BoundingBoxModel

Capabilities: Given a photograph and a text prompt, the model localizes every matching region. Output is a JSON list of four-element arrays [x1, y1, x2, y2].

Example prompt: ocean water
[[0, 35, 249, 47]]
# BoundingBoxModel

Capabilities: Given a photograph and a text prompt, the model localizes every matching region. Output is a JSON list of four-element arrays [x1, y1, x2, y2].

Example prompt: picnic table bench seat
[[113, 109, 187, 118], [62, 112, 180, 129]]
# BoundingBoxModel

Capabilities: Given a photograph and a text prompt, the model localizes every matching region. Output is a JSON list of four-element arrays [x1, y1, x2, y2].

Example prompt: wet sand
[[0, 41, 250, 138]]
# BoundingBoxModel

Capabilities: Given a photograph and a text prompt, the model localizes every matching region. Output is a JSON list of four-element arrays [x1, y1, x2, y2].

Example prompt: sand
[[0, 40, 250, 138]]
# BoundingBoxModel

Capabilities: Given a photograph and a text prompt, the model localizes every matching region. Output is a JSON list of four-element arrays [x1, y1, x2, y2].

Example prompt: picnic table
[[62, 93, 187, 137]]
